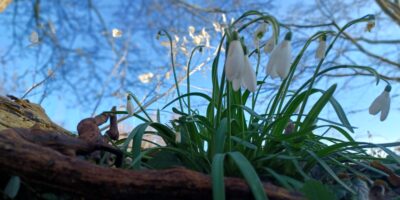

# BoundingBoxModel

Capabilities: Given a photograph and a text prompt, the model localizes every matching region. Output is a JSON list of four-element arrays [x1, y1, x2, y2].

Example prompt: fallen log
[[0, 128, 303, 200], [0, 95, 71, 135]]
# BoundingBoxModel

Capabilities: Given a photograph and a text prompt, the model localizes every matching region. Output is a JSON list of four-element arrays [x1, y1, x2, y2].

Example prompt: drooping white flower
[[369, 85, 391, 121], [253, 22, 268, 47], [225, 33, 245, 81], [264, 36, 275, 53], [30, 31, 39, 44], [266, 32, 292, 80], [316, 35, 327, 59], [126, 95, 134, 116], [365, 15, 375, 32], [241, 54, 257, 92], [175, 132, 181, 143]]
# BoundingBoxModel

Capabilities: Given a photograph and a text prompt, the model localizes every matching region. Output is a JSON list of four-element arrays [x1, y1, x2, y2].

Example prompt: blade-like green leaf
[[4, 176, 20, 199]]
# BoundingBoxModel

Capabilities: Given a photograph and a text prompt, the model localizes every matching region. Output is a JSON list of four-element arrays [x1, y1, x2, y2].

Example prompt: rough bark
[[0, 127, 303, 200], [0, 95, 71, 135]]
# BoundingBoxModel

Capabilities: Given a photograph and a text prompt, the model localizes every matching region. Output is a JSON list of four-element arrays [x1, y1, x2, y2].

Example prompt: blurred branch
[[376, 0, 400, 26], [171, 0, 226, 14], [341, 31, 400, 68], [352, 37, 400, 44]]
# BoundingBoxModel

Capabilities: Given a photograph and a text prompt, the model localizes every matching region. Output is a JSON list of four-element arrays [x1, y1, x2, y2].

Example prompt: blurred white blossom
[[29, 31, 40, 44], [138, 72, 154, 83], [253, 22, 268, 47], [112, 28, 122, 38], [126, 95, 134, 116], [315, 35, 327, 59]]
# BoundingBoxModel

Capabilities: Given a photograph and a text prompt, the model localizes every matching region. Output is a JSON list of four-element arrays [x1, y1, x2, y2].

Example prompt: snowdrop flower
[[225, 32, 245, 82], [365, 15, 375, 32], [264, 36, 275, 53], [241, 54, 257, 92], [30, 31, 39, 44], [253, 22, 268, 47], [369, 85, 391, 121], [175, 132, 181, 143], [316, 34, 327, 59], [126, 95, 134, 116], [266, 32, 292, 80]]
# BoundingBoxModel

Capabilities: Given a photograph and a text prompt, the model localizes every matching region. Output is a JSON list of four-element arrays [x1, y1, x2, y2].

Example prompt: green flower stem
[[252, 51, 261, 111], [282, 64, 387, 113], [295, 15, 375, 131], [128, 93, 153, 122], [158, 30, 184, 112], [275, 31, 330, 115], [187, 45, 204, 115], [227, 81, 232, 152]]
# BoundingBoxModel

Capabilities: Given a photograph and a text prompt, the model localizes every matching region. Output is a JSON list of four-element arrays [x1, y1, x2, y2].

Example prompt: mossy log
[[0, 95, 71, 135]]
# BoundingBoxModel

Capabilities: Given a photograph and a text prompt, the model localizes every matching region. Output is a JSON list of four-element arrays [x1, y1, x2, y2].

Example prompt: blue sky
[[0, 0, 398, 143]]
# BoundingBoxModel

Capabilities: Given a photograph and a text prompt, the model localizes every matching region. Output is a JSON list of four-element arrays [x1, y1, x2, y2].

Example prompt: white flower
[[112, 28, 122, 38], [126, 95, 134, 116], [230, 53, 257, 92], [232, 77, 241, 91], [225, 38, 245, 81], [175, 132, 181, 143], [253, 22, 268, 47], [138, 72, 154, 84], [264, 36, 275, 53], [365, 15, 375, 32], [241, 54, 257, 92], [48, 21, 56, 35], [266, 32, 292, 80], [316, 35, 327, 59], [30, 31, 39, 44], [188, 26, 195, 38], [369, 85, 391, 121]]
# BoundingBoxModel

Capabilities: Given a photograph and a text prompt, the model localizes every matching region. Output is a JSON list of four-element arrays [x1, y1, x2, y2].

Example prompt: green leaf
[[301, 179, 337, 200], [214, 118, 228, 155], [212, 154, 226, 200], [4, 176, 20, 199], [306, 150, 355, 193], [228, 152, 267, 200], [211, 152, 267, 200], [162, 92, 212, 110], [302, 84, 337, 130]]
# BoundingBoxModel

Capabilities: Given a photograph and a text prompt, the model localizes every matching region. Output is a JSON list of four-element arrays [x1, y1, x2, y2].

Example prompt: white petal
[[232, 78, 241, 91], [242, 55, 257, 92], [127, 98, 135, 116], [276, 41, 291, 80], [253, 23, 268, 47], [175, 132, 181, 143], [264, 37, 275, 53], [266, 51, 279, 78], [380, 92, 390, 121], [30, 31, 39, 44], [225, 40, 245, 81], [369, 91, 385, 115], [267, 40, 291, 80], [316, 40, 326, 59]]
